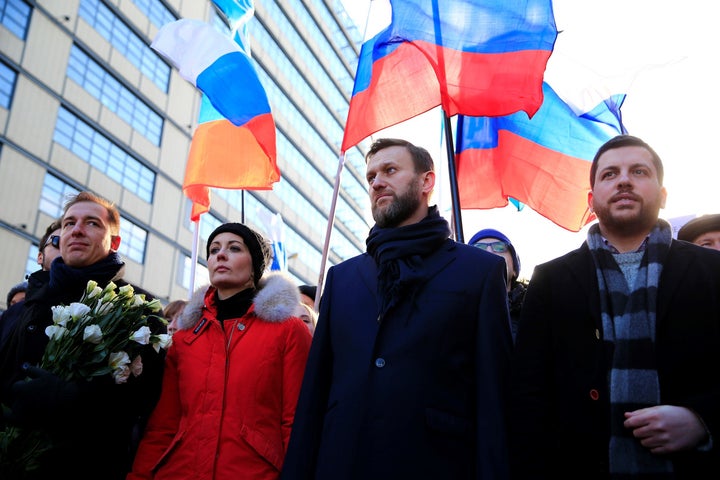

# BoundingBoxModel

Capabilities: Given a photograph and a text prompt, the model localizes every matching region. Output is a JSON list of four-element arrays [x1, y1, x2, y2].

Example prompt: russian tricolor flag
[[455, 82, 626, 232], [342, 0, 557, 151], [152, 19, 279, 221]]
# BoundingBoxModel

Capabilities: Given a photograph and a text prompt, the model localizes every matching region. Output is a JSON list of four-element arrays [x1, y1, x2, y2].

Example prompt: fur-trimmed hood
[[176, 272, 301, 331]]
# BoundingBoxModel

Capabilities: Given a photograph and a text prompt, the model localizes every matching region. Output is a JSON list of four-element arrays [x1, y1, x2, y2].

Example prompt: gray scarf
[[587, 219, 673, 477]]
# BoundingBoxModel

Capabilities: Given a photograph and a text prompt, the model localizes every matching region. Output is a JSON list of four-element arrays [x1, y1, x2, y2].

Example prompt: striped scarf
[[587, 219, 674, 478]]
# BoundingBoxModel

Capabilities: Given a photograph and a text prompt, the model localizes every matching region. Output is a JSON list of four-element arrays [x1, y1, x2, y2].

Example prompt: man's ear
[[422, 170, 435, 194], [110, 235, 121, 251], [37, 251, 44, 266], [659, 186, 667, 209]]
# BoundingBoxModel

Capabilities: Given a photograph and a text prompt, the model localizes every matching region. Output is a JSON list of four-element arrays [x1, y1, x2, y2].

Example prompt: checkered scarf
[[587, 220, 674, 477]]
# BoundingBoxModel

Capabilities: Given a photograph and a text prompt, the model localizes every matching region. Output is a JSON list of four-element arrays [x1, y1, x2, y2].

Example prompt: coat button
[[237, 323, 245, 331], [27, 324, 36, 332], [375, 358, 386, 368], [595, 328, 600, 339], [589, 389, 600, 400]]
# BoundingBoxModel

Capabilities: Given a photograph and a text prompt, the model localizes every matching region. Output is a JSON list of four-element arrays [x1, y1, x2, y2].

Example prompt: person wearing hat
[[4, 281, 27, 309], [130, 222, 313, 480], [677, 213, 720, 251], [298, 284, 317, 310], [468, 228, 527, 343]]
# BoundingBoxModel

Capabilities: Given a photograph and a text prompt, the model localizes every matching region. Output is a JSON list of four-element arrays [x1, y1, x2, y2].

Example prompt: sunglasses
[[473, 241, 509, 253], [44, 235, 60, 250]]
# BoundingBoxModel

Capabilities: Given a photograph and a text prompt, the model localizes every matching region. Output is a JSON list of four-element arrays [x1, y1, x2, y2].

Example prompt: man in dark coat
[[508, 135, 720, 479], [0, 191, 165, 480], [0, 219, 61, 348], [281, 138, 512, 480]]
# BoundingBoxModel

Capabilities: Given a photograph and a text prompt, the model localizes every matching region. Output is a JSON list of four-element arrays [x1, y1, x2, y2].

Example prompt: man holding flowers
[[0, 191, 167, 480]]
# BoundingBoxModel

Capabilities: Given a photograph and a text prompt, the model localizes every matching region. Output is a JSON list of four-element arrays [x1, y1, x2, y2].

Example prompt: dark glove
[[4, 366, 79, 428]]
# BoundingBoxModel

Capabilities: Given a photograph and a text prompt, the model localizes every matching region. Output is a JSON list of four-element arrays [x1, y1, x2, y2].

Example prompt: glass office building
[[0, 0, 371, 308]]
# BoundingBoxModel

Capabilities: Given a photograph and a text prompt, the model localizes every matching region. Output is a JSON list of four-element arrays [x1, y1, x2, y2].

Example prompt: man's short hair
[[366, 138, 434, 174], [62, 191, 120, 235], [39, 219, 62, 252], [590, 135, 664, 188]]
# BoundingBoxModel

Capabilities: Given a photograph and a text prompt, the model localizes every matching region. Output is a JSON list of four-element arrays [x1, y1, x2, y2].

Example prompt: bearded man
[[508, 135, 720, 479], [281, 138, 513, 480]]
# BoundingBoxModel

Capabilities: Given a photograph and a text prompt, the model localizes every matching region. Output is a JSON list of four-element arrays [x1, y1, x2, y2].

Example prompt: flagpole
[[189, 218, 200, 299], [443, 110, 463, 243], [315, 151, 346, 306]]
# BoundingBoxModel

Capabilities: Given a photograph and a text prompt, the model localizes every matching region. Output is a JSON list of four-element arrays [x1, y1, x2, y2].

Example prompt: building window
[[0, 60, 17, 108], [25, 245, 38, 277], [180, 254, 208, 291], [130, 0, 174, 30], [67, 45, 163, 145], [0, 0, 30, 40], [53, 107, 155, 202], [79, 0, 170, 92], [199, 213, 222, 241], [118, 218, 147, 263], [39, 174, 79, 219]]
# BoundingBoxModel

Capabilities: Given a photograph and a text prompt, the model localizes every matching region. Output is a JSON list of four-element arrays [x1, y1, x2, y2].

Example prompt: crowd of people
[[1, 135, 718, 479]]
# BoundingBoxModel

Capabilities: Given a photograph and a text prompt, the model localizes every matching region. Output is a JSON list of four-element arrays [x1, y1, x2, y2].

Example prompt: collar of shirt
[[602, 235, 649, 254]]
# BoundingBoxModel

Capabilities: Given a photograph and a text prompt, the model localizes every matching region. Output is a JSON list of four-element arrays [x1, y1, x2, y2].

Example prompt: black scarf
[[366, 206, 450, 322], [45, 252, 126, 302]]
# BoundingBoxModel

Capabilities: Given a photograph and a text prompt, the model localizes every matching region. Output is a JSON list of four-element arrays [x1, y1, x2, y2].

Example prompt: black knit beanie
[[206, 223, 273, 286]]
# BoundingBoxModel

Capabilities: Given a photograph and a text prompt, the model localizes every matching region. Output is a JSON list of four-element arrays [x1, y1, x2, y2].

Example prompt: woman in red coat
[[128, 223, 313, 480]]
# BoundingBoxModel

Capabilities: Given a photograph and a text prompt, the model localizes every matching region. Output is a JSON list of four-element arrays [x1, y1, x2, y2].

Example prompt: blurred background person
[[0, 219, 61, 348], [468, 228, 527, 343], [162, 299, 187, 336], [129, 223, 312, 480], [5, 281, 27, 309], [677, 213, 720, 251], [298, 284, 317, 310], [294, 301, 317, 336]]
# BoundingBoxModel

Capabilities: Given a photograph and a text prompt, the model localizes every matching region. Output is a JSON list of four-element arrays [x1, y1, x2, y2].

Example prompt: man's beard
[[593, 194, 662, 234], [372, 180, 421, 228]]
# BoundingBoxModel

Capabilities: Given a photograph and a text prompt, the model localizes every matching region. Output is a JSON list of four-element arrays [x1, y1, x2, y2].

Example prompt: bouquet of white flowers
[[0, 280, 172, 476]]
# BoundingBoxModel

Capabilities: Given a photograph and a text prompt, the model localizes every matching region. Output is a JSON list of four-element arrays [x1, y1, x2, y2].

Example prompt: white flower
[[86, 284, 103, 300], [146, 299, 163, 313], [112, 365, 130, 384], [51, 305, 71, 327], [45, 324, 67, 340], [101, 281, 117, 296], [83, 324, 103, 344], [101, 281, 118, 302], [130, 326, 152, 345], [94, 300, 113, 315], [130, 355, 143, 377], [85, 280, 98, 295], [118, 284, 134, 299], [109, 350, 130, 370], [153, 334, 173, 353], [68, 302, 92, 321], [129, 294, 145, 308], [101, 289, 117, 303], [109, 351, 131, 384]]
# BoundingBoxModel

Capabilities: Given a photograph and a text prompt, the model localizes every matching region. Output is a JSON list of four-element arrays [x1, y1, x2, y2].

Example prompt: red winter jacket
[[128, 273, 312, 480]]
